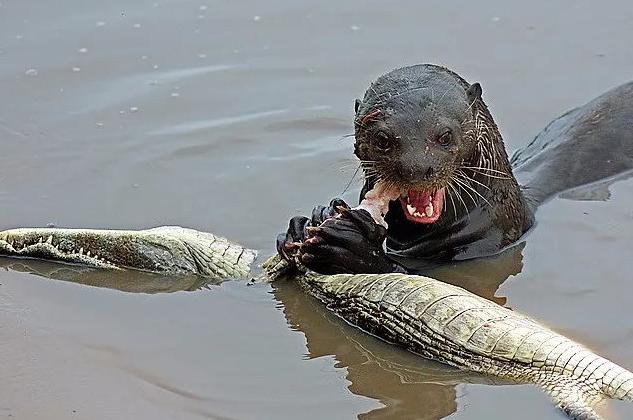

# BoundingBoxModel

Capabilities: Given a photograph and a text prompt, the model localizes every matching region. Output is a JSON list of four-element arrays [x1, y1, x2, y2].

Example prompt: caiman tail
[[539, 352, 633, 420], [264, 255, 633, 420], [1, 226, 632, 419]]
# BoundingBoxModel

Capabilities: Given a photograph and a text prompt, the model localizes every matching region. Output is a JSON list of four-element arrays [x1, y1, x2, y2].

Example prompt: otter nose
[[396, 162, 435, 183]]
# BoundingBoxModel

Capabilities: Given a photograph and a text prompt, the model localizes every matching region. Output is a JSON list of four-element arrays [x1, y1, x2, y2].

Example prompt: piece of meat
[[353, 182, 402, 228]]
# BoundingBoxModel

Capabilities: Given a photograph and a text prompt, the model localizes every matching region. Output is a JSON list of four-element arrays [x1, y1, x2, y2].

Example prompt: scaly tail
[[533, 346, 633, 419]]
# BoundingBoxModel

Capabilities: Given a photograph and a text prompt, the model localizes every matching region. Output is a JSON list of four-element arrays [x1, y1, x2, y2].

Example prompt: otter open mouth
[[400, 188, 446, 223]]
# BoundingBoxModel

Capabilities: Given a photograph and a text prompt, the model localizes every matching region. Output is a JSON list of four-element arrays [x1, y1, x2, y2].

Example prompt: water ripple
[[69, 64, 238, 114], [148, 109, 289, 136]]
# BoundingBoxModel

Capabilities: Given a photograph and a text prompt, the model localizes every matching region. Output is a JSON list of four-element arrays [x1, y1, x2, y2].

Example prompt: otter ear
[[355, 99, 362, 113], [466, 82, 482, 103]]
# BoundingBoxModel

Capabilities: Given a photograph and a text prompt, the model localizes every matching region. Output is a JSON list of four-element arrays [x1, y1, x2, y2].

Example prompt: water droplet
[[133, 23, 141, 28], [15, 34, 23, 40], [350, 25, 360, 31], [25, 68, 38, 77], [96, 21, 106, 27], [141, 55, 148, 60], [197, 14, 205, 19], [199, 5, 208, 10], [96, 122, 104, 127], [130, 106, 139, 112], [492, 16, 501, 22], [197, 53, 207, 59], [153, 64, 159, 70], [78, 47, 87, 53], [119, 110, 126, 115], [253, 15, 261, 21], [170, 92, 180, 97], [72, 67, 81, 72]]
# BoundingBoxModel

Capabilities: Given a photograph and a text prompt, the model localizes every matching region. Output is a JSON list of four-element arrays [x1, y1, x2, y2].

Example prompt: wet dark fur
[[355, 65, 533, 264], [278, 64, 633, 275]]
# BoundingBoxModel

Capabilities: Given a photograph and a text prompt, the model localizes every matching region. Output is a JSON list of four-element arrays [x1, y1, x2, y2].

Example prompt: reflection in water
[[274, 279, 459, 420], [428, 242, 526, 306], [558, 169, 633, 202], [271, 244, 523, 420], [0, 257, 216, 294], [0, 242, 526, 419]]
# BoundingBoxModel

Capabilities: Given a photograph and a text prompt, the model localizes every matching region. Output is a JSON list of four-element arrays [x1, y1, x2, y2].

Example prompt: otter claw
[[300, 253, 315, 264], [306, 226, 322, 235], [304, 236, 324, 245], [336, 205, 350, 215]]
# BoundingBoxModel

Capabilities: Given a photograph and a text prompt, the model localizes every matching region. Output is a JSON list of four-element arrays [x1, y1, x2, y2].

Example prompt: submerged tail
[[261, 257, 633, 420], [535, 346, 633, 419]]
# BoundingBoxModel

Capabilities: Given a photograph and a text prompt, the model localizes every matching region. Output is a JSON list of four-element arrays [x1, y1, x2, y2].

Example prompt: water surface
[[2, 0, 633, 419]]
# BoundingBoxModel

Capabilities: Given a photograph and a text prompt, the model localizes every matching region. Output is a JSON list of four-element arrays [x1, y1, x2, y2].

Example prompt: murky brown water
[[2, 0, 633, 419]]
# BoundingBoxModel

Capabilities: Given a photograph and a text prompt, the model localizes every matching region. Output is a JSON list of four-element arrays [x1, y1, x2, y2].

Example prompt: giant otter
[[277, 64, 633, 274]]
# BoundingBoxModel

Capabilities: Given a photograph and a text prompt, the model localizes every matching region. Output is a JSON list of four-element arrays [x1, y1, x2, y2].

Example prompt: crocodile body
[[264, 255, 632, 420], [0, 226, 256, 280], [1, 226, 631, 419]]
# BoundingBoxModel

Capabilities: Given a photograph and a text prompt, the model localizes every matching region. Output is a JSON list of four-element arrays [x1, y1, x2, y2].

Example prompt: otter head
[[354, 64, 484, 224]]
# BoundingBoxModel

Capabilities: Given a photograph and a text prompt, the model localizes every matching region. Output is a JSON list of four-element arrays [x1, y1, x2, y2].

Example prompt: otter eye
[[436, 130, 452, 146], [375, 131, 392, 151]]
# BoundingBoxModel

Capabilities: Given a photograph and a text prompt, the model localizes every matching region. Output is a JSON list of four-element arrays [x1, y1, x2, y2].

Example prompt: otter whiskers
[[446, 180, 470, 221]]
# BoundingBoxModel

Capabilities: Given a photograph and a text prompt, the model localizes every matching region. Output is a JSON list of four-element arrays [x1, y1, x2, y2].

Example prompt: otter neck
[[451, 100, 523, 214]]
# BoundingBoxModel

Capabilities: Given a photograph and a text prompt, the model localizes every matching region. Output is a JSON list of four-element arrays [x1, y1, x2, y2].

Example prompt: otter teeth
[[408, 202, 434, 218], [425, 203, 434, 217], [407, 204, 423, 217]]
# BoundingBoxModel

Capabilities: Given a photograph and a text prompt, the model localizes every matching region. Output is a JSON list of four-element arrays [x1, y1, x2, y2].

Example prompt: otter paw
[[310, 198, 350, 226], [299, 209, 391, 274], [276, 198, 350, 263], [276, 216, 310, 261]]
